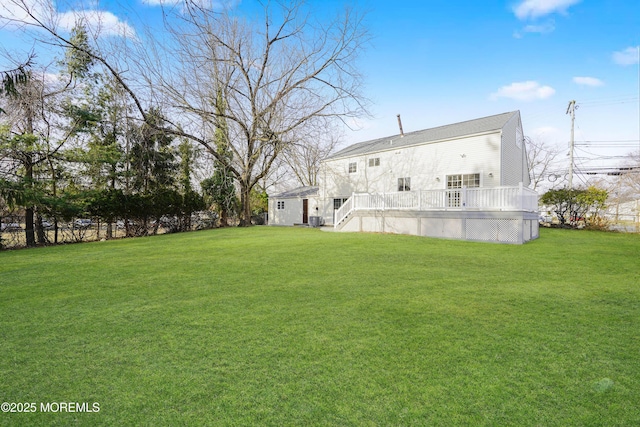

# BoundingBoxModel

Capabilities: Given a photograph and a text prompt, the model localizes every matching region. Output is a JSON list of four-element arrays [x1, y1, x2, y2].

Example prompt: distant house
[[606, 199, 640, 223], [268, 111, 539, 244]]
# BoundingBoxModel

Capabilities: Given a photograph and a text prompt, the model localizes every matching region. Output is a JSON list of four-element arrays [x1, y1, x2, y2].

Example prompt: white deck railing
[[334, 184, 538, 227]]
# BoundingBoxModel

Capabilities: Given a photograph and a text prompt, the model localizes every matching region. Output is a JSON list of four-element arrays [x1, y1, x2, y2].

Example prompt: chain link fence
[[1, 211, 220, 250]]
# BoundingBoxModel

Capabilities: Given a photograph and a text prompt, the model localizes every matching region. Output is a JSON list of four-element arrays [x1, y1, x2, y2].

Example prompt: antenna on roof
[[397, 114, 404, 137]]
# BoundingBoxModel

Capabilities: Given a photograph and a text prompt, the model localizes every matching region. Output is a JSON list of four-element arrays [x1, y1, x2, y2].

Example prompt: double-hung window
[[277, 201, 285, 210], [368, 157, 380, 167], [333, 198, 349, 210], [348, 162, 357, 173], [397, 177, 411, 192]]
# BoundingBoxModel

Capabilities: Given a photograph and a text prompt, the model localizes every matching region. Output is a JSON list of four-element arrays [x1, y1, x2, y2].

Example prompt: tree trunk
[[24, 154, 36, 247], [35, 212, 46, 245], [25, 208, 35, 247], [239, 183, 252, 227]]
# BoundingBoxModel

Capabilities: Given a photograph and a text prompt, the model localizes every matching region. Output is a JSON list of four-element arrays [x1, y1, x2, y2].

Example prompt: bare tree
[[150, 1, 370, 224], [283, 124, 342, 187], [2, 0, 371, 225], [525, 136, 559, 191], [618, 150, 640, 197]]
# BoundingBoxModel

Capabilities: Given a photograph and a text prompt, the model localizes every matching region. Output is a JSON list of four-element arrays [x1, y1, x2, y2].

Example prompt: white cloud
[[490, 81, 555, 101], [573, 76, 604, 87], [141, 0, 240, 9], [0, 0, 134, 38], [513, 0, 581, 20], [43, 72, 60, 84], [0, 0, 53, 28], [612, 46, 640, 66], [522, 21, 555, 34], [58, 10, 136, 38], [513, 20, 555, 38]]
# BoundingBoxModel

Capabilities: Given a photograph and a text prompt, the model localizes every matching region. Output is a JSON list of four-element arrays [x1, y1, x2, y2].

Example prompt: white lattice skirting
[[337, 210, 539, 244]]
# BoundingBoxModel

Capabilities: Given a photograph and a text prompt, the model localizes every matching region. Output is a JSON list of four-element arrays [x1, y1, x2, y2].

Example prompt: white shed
[[267, 186, 319, 226]]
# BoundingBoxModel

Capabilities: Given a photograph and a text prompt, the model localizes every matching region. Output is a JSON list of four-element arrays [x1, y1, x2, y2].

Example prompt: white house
[[605, 199, 640, 223], [268, 111, 539, 243]]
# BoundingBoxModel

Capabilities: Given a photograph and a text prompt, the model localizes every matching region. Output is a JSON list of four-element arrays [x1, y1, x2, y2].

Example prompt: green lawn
[[1, 227, 639, 426]]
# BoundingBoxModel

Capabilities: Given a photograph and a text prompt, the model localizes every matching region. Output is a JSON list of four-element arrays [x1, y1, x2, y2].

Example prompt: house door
[[302, 199, 308, 224], [447, 173, 480, 207]]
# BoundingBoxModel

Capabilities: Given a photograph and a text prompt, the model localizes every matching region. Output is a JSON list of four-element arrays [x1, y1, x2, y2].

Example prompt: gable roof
[[271, 186, 319, 198], [327, 111, 519, 160]]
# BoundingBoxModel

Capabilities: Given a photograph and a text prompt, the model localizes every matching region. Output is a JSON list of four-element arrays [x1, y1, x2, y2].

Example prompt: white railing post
[[333, 186, 536, 227], [462, 187, 467, 210], [519, 182, 524, 211]]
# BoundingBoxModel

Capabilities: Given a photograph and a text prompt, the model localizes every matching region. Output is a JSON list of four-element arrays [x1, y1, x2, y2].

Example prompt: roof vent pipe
[[397, 114, 404, 137]]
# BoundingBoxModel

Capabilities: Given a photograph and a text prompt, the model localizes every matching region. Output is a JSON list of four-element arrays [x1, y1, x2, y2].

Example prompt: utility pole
[[566, 100, 576, 190]]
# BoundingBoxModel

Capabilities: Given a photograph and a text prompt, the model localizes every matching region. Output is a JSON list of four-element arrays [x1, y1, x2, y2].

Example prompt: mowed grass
[[0, 227, 638, 426]]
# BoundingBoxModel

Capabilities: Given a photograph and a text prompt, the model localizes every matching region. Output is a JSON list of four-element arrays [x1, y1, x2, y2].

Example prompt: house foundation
[[337, 209, 539, 244]]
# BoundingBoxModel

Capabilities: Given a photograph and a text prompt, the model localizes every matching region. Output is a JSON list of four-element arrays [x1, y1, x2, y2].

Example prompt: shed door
[[302, 199, 309, 224]]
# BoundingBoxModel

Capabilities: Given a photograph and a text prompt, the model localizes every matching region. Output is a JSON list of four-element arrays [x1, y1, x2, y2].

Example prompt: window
[[333, 198, 349, 210], [277, 201, 285, 210], [368, 157, 380, 167], [446, 173, 480, 207], [348, 162, 357, 173], [447, 173, 480, 189], [397, 177, 411, 192]]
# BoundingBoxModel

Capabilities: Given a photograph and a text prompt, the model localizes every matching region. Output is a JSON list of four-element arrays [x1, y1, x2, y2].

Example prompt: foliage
[[201, 175, 237, 226], [540, 186, 608, 227], [0, 179, 27, 207], [201, 89, 237, 227], [0, 54, 33, 113], [129, 108, 177, 194], [250, 186, 269, 223], [576, 186, 608, 227], [0, 228, 639, 425], [64, 24, 95, 79]]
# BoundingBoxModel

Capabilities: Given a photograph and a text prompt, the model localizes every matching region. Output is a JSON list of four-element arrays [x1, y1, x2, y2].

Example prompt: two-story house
[[268, 111, 539, 244]]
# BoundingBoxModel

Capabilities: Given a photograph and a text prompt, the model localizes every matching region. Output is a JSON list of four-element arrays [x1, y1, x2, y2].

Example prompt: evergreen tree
[[201, 89, 236, 227]]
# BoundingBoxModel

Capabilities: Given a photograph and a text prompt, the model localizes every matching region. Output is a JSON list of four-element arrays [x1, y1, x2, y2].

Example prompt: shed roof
[[327, 111, 519, 160], [271, 186, 319, 199]]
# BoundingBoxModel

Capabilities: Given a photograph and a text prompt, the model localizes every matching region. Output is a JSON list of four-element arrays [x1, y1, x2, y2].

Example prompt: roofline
[[323, 128, 502, 162], [325, 111, 518, 162]]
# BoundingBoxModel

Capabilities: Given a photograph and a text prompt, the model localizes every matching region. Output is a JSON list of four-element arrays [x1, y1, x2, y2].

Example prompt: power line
[[576, 139, 640, 143], [579, 94, 638, 104]]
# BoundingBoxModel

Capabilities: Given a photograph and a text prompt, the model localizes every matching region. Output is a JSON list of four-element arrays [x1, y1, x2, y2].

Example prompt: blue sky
[[351, 0, 639, 171], [1, 0, 639, 181]]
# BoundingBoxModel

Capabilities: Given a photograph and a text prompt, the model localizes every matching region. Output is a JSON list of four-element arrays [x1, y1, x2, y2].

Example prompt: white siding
[[268, 197, 304, 226], [500, 112, 530, 186], [322, 131, 502, 197], [276, 112, 535, 228]]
